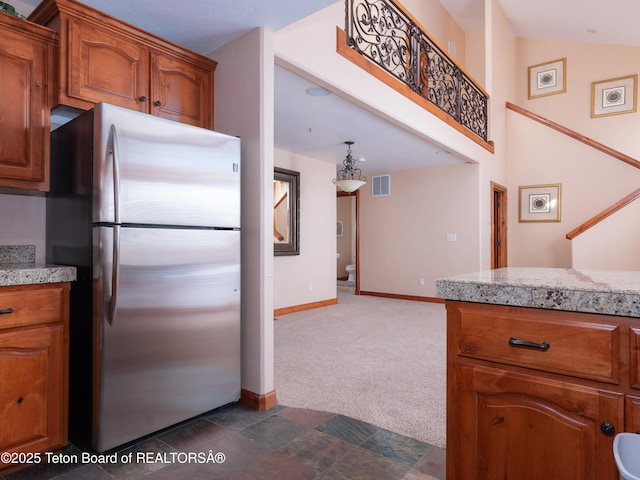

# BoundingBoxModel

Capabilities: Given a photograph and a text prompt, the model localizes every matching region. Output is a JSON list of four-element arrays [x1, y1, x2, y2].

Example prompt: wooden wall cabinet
[[0, 13, 57, 191], [446, 301, 640, 480], [0, 283, 70, 473], [29, 0, 216, 130]]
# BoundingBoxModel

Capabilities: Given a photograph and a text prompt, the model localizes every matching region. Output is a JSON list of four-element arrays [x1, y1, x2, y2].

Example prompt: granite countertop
[[0, 245, 76, 287], [436, 267, 640, 317]]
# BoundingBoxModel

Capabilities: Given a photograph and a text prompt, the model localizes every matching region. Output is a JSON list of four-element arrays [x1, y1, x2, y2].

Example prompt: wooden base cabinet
[[0, 283, 70, 473], [446, 301, 639, 480], [454, 363, 623, 479], [0, 13, 57, 191], [29, 0, 216, 130]]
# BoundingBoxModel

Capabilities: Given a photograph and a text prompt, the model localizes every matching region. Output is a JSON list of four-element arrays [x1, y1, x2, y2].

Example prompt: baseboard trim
[[240, 389, 277, 411], [359, 291, 445, 304], [274, 298, 338, 317]]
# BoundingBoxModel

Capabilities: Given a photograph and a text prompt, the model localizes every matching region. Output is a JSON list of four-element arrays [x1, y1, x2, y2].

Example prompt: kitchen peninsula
[[436, 267, 640, 480], [0, 245, 76, 473]]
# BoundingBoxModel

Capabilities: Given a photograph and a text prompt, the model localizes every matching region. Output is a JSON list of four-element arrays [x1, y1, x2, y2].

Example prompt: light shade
[[333, 141, 366, 192], [333, 179, 366, 193]]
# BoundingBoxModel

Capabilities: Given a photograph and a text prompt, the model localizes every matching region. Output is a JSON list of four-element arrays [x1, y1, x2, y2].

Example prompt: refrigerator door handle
[[109, 225, 120, 326], [109, 124, 121, 224]]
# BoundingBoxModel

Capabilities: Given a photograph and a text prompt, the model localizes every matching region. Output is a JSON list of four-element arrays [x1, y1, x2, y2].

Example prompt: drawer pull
[[508, 337, 550, 351], [600, 422, 616, 436], [0, 308, 14, 315]]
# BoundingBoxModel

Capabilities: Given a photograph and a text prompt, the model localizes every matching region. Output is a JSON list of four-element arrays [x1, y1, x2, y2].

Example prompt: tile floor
[[1, 403, 445, 480]]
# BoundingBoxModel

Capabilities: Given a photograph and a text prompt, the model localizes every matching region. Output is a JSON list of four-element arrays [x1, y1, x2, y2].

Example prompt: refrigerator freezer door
[[94, 226, 241, 452], [93, 102, 240, 228]]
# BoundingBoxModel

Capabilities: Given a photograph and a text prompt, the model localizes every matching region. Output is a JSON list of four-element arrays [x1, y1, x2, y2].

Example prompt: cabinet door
[[0, 27, 50, 189], [0, 325, 66, 467], [452, 363, 622, 480], [66, 17, 149, 112], [150, 52, 214, 129], [625, 395, 640, 433]]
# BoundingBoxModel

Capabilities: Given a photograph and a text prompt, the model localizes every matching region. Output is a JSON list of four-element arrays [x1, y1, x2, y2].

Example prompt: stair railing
[[345, 0, 488, 141], [506, 102, 640, 239]]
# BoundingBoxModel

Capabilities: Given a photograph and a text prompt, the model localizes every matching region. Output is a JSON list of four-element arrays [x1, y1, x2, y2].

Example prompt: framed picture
[[337, 221, 344, 237], [519, 184, 561, 222], [591, 74, 637, 118], [528, 58, 566, 99]]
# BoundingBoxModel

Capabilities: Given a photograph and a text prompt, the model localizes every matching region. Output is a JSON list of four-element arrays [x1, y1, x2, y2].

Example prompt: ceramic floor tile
[[276, 407, 337, 429], [143, 460, 232, 480], [227, 451, 317, 480], [319, 446, 412, 480], [315, 415, 378, 446], [156, 418, 273, 478], [2, 406, 447, 480], [97, 437, 176, 479], [45, 464, 111, 480], [276, 429, 356, 475], [402, 469, 442, 480], [360, 428, 432, 466], [207, 403, 277, 431], [3, 444, 85, 480], [410, 446, 446, 479], [239, 415, 311, 450]]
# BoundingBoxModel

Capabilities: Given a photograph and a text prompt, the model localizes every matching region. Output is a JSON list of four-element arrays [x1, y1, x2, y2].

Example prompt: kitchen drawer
[[456, 305, 620, 383], [0, 284, 64, 330]]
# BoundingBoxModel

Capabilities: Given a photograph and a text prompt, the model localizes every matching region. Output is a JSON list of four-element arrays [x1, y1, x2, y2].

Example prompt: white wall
[[211, 28, 275, 398], [507, 38, 640, 267], [359, 163, 480, 297], [571, 198, 640, 270], [0, 194, 46, 263], [273, 149, 336, 309], [507, 110, 640, 267]]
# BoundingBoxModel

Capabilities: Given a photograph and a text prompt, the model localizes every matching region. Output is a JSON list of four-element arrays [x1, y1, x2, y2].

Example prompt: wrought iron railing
[[345, 0, 488, 141]]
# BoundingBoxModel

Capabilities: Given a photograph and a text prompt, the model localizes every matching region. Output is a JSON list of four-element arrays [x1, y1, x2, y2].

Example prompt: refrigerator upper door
[[94, 226, 241, 452], [93, 103, 240, 228]]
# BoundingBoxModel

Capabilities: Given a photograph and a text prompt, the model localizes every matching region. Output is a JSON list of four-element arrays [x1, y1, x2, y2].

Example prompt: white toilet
[[345, 264, 356, 282]]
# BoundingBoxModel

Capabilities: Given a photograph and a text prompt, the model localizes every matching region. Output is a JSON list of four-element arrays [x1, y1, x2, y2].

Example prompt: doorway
[[491, 182, 507, 269], [336, 190, 360, 294]]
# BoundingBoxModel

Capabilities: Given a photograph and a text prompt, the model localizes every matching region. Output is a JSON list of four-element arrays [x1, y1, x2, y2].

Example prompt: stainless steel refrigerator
[[46, 102, 241, 452]]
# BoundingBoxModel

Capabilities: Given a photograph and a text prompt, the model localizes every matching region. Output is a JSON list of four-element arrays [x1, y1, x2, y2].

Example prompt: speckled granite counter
[[436, 267, 640, 317], [0, 245, 76, 287]]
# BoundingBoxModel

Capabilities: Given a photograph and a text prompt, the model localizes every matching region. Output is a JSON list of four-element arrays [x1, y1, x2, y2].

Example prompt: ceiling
[[14, 0, 640, 175]]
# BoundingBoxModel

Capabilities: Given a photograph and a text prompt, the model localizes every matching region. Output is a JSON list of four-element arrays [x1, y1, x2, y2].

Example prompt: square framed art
[[519, 184, 562, 222], [528, 58, 566, 99], [591, 74, 637, 118]]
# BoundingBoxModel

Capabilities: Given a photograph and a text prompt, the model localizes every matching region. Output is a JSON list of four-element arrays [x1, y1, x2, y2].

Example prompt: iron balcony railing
[[345, 0, 488, 141]]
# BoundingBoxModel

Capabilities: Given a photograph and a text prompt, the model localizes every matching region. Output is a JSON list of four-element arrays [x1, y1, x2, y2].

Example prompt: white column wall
[[211, 28, 275, 397]]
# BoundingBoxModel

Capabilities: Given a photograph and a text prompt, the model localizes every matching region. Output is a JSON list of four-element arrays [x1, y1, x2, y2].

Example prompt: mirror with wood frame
[[274, 167, 300, 255]]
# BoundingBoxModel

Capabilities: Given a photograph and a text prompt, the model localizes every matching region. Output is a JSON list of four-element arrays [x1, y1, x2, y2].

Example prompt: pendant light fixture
[[333, 141, 366, 193]]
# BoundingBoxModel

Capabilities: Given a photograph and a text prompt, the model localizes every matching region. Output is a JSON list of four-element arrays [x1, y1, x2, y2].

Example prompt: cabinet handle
[[508, 337, 550, 351], [139, 96, 147, 102], [154, 100, 161, 107], [601, 422, 616, 436], [0, 308, 14, 314]]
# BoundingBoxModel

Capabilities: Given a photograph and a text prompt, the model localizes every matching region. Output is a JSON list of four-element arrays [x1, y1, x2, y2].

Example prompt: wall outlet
[[308, 282, 313, 291], [446, 233, 457, 242], [419, 278, 425, 286]]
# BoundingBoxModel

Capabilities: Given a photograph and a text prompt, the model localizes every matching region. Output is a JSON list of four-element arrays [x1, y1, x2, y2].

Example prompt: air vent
[[372, 175, 391, 197]]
